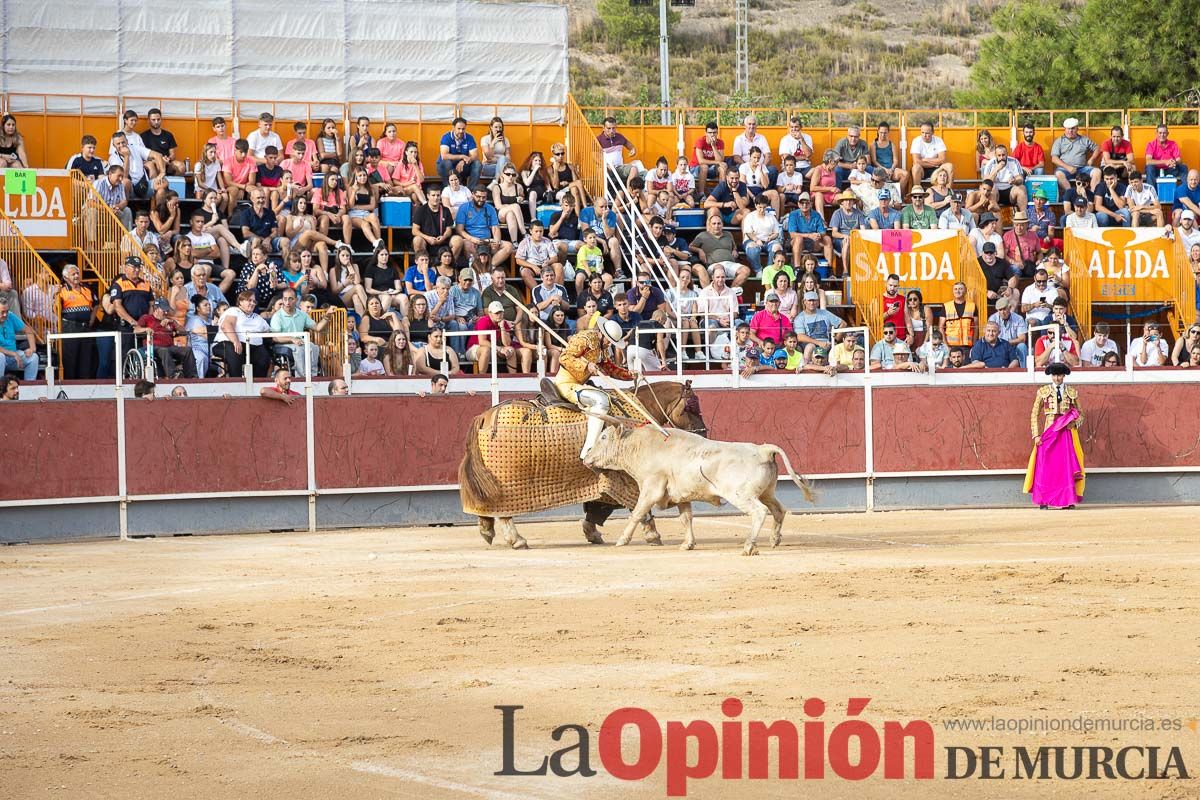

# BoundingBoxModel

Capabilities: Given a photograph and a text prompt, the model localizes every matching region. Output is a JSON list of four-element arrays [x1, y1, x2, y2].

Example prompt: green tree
[[596, 0, 678, 50], [958, 0, 1081, 108]]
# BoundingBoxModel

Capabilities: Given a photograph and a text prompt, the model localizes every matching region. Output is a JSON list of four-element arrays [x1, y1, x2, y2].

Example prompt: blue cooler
[[166, 176, 187, 197], [312, 172, 324, 189], [379, 197, 411, 228], [1157, 178, 1177, 204], [675, 208, 705, 229], [1025, 174, 1059, 204], [536, 204, 560, 227]]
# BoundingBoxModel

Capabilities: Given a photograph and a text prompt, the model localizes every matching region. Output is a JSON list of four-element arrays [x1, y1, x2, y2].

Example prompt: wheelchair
[[122, 343, 157, 382]]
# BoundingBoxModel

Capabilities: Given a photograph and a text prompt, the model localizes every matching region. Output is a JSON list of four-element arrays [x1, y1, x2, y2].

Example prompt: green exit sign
[[4, 169, 36, 196]]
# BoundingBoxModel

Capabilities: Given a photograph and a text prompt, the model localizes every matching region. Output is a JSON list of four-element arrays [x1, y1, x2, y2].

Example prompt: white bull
[[581, 425, 817, 555]]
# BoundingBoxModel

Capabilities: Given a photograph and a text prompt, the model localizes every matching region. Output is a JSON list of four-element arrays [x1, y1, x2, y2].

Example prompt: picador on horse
[[553, 315, 635, 458]]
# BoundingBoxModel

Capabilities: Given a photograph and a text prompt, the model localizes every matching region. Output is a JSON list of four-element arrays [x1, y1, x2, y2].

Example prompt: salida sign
[[1, 169, 73, 248], [1064, 228, 1179, 300], [848, 229, 968, 283]]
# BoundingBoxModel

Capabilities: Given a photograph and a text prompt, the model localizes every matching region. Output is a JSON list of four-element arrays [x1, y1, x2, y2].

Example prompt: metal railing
[[0, 205, 62, 344], [309, 306, 349, 379], [70, 169, 163, 294], [566, 95, 606, 203]]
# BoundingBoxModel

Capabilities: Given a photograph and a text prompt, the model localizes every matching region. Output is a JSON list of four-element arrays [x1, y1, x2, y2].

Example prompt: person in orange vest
[[939, 280, 978, 349]]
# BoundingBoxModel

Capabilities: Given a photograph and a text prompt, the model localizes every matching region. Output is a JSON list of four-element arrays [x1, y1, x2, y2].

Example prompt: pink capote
[[1025, 407, 1084, 508]]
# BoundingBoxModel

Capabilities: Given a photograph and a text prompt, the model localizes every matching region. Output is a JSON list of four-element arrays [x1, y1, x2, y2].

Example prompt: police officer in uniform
[[109, 256, 154, 360]]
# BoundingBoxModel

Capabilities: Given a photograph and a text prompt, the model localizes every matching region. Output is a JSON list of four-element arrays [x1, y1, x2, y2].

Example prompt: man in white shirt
[[696, 265, 740, 333], [937, 193, 975, 232], [1123, 171, 1163, 227], [108, 131, 152, 198], [777, 116, 814, 175], [981, 144, 1027, 208], [1129, 321, 1169, 367], [1080, 323, 1119, 366], [731, 115, 775, 185], [1064, 196, 1098, 228], [910, 121, 953, 186], [1176, 210, 1200, 250], [1020, 267, 1059, 325], [246, 112, 283, 165]]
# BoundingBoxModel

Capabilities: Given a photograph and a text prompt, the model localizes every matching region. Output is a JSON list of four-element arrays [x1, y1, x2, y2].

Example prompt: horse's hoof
[[645, 534, 663, 546], [679, 541, 695, 551], [511, 539, 530, 550], [741, 544, 760, 556], [480, 533, 495, 545], [582, 521, 605, 544], [771, 534, 782, 548]]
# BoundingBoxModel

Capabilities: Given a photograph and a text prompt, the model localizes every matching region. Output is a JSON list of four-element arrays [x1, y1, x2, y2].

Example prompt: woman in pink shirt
[[393, 142, 427, 204], [808, 150, 839, 217], [377, 123, 406, 170], [314, 173, 349, 243]]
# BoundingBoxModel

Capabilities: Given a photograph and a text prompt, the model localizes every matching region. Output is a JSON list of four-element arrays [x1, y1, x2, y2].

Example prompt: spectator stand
[[0, 201, 62, 353], [70, 168, 162, 292], [846, 229, 985, 344]]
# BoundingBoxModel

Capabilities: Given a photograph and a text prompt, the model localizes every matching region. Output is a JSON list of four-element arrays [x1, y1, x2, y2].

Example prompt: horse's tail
[[764, 445, 817, 505], [458, 415, 502, 510]]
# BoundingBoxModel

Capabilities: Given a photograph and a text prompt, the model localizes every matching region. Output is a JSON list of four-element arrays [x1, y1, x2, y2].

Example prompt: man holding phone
[[1129, 321, 1169, 367]]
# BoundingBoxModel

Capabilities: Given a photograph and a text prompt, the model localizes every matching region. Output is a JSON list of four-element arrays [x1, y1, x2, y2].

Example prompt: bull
[[581, 424, 817, 555]]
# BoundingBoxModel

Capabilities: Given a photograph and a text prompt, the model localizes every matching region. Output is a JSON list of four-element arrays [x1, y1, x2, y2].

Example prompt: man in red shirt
[[260, 366, 303, 405], [689, 121, 726, 197], [748, 292, 792, 349], [1003, 212, 1042, 277], [134, 299, 197, 378], [1099, 125, 1133, 180], [466, 301, 516, 374], [1145, 124, 1187, 186], [881, 273, 907, 340], [1012, 124, 1046, 176]]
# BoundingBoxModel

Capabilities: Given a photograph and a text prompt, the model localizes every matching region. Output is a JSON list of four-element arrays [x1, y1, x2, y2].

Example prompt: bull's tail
[[764, 445, 818, 505], [458, 419, 502, 510]]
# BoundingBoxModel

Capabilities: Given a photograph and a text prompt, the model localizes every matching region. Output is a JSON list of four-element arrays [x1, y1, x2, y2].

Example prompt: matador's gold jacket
[[1030, 383, 1083, 438]]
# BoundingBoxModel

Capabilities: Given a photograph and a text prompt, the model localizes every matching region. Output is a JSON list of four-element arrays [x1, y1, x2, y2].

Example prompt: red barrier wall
[[123, 398, 307, 496], [6, 384, 1200, 503], [698, 388, 866, 475], [314, 394, 493, 488], [0, 400, 118, 500]]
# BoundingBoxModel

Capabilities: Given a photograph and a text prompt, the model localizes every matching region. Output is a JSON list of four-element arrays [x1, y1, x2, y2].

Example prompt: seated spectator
[[828, 191, 866, 267], [709, 322, 760, 378], [695, 265, 739, 332], [457, 186, 514, 270], [738, 146, 779, 215], [142, 108, 183, 175], [134, 298, 197, 378], [964, 179, 995, 216], [1027, 188, 1060, 252], [531, 267, 570, 322], [926, 167, 954, 213], [1051, 118, 1100, 193], [578, 197, 622, 278], [1094, 168, 1131, 227], [382, 331, 414, 375], [870, 121, 909, 194], [0, 297, 38, 380], [516, 221, 562, 291], [987, 296, 1029, 365], [945, 348, 967, 368], [689, 214, 749, 288], [1003, 212, 1041, 277], [236, 189, 287, 259], [1177, 210, 1200, 251], [598, 116, 644, 184], [690, 121, 727, 197], [704, 170, 751, 226], [938, 193, 975, 232], [1064, 195, 1098, 229], [779, 117, 814, 178], [447, 268, 482, 335], [1172, 322, 1200, 365], [1013, 123, 1046, 176], [1129, 321, 1169, 367], [974, 130, 997, 174], [868, 190, 902, 230], [832, 126, 869, 188], [1124, 172, 1163, 227], [0, 114, 29, 169], [886, 339, 924, 372], [792, 291, 843, 362], [281, 142, 314, 200], [741, 195, 784, 271], [626, 269, 666, 319], [939, 281, 978, 349], [1099, 125, 1132, 179], [808, 150, 839, 217], [901, 187, 937, 230], [1033, 321, 1082, 368], [748, 291, 792, 349], [978, 242, 1016, 301], [1021, 267, 1060, 325], [436, 117, 481, 189], [775, 156, 807, 208], [909, 121, 953, 186], [479, 117, 509, 183], [270, 288, 327, 378], [1082, 323, 1120, 367], [1172, 170, 1200, 226], [965, 321, 1020, 368], [214, 290, 272, 377], [414, 326, 463, 376], [246, 112, 282, 164], [67, 134, 105, 179], [1144, 124, 1188, 186], [787, 192, 834, 267], [966, 213, 1001, 257], [91, 163, 133, 231], [981, 143, 1027, 209], [108, 129, 153, 199], [466, 301, 516, 374], [916, 328, 950, 369]]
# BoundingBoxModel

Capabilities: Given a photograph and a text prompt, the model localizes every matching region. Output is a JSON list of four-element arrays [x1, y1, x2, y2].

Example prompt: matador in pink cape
[[1024, 361, 1085, 509]]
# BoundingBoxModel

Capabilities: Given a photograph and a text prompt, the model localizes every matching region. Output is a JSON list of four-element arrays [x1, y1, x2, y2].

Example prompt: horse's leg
[[640, 513, 662, 545], [504, 518, 529, 550], [677, 502, 696, 551], [479, 516, 496, 545], [763, 492, 788, 548]]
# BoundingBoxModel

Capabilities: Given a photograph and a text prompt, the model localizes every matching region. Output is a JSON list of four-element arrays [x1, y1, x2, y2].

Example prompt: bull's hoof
[[679, 541, 695, 551], [511, 539, 530, 550], [644, 534, 663, 546], [582, 521, 605, 545], [741, 544, 760, 556]]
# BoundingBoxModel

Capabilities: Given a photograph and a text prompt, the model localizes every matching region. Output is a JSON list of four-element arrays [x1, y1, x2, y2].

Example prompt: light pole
[[658, 0, 670, 125]]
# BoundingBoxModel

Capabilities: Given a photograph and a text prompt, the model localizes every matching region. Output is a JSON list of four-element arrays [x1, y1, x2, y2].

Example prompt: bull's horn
[[586, 411, 642, 428]]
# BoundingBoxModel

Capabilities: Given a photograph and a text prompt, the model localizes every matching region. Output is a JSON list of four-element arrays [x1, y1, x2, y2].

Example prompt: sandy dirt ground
[[2, 507, 1199, 799]]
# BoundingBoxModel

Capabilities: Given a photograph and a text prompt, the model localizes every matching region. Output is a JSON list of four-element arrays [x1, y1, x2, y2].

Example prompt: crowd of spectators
[[5, 109, 1200, 396]]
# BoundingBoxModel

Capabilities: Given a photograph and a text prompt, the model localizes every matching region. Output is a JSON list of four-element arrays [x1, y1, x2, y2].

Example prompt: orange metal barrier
[[1170, 237, 1197, 335], [70, 170, 162, 295], [310, 306, 348, 378], [0, 204, 62, 343], [566, 95, 605, 201]]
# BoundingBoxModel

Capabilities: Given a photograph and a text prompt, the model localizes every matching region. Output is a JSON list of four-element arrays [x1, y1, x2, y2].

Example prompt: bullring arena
[[4, 0, 1200, 795]]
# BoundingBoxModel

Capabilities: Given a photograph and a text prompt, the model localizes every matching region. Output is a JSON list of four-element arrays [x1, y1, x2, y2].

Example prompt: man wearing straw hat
[[901, 186, 937, 230]]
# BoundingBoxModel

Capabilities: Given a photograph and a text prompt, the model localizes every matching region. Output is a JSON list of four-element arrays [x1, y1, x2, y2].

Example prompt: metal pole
[[659, 0, 670, 126]]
